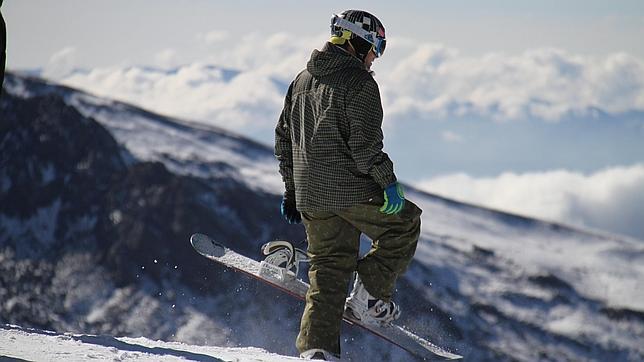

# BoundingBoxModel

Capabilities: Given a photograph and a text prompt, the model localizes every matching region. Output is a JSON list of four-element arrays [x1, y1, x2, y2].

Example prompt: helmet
[[330, 10, 387, 60]]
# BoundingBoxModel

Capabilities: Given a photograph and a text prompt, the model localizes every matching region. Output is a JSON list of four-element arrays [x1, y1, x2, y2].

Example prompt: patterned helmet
[[330, 10, 387, 59]]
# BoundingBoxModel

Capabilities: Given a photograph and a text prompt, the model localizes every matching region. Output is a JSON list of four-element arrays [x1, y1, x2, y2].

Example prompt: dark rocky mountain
[[1, 72, 642, 361]]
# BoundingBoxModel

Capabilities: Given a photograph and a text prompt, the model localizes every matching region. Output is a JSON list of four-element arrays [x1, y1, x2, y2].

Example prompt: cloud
[[380, 45, 644, 122], [196, 30, 229, 45], [61, 63, 284, 131], [193, 31, 323, 79], [153, 49, 180, 68], [43, 47, 78, 79], [43, 32, 325, 136], [415, 164, 644, 240], [42, 34, 644, 137], [441, 130, 463, 143]]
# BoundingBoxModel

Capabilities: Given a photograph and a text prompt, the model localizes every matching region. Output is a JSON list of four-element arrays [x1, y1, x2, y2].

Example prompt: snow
[[0, 198, 62, 256], [41, 163, 56, 184], [173, 310, 232, 347], [409, 188, 644, 312], [64, 92, 284, 195], [0, 324, 306, 362], [50, 253, 114, 316], [405, 189, 644, 359], [2, 75, 33, 98]]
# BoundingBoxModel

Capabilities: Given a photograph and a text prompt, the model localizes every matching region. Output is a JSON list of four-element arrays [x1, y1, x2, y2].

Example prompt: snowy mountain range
[[1, 72, 643, 361]]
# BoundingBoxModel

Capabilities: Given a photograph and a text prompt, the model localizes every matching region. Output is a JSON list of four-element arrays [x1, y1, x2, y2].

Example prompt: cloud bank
[[416, 164, 644, 241], [381, 44, 644, 121], [41, 32, 644, 136], [60, 63, 284, 129], [46, 32, 322, 133]]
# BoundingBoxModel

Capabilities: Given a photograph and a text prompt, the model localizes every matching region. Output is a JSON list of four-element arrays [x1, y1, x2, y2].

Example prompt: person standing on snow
[[274, 9, 422, 361]]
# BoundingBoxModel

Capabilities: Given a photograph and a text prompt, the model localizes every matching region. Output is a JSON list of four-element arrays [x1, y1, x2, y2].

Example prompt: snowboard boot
[[261, 240, 308, 276], [345, 275, 401, 326], [300, 349, 340, 361]]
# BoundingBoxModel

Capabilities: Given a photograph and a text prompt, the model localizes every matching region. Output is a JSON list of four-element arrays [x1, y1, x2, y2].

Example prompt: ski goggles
[[331, 14, 387, 57]]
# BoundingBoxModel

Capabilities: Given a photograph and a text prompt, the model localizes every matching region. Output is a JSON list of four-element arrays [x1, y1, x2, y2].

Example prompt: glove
[[380, 182, 405, 215], [280, 191, 302, 224]]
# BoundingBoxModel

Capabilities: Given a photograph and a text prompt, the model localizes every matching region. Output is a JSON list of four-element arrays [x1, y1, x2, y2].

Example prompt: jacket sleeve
[[274, 81, 295, 194], [346, 77, 397, 189]]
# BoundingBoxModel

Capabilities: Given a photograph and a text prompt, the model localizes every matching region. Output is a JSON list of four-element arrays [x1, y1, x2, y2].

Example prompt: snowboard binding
[[259, 241, 309, 281]]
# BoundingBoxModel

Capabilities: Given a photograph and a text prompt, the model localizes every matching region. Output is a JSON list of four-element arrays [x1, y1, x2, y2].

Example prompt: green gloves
[[380, 182, 405, 215]]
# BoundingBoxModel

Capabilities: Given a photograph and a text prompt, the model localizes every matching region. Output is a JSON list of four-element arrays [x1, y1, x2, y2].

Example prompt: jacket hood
[[306, 43, 366, 78]]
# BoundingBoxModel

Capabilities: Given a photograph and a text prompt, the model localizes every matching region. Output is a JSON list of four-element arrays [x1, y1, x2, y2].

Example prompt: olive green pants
[[296, 196, 422, 355]]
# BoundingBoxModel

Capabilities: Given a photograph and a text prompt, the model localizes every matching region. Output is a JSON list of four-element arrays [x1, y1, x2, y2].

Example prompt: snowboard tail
[[190, 233, 462, 361]]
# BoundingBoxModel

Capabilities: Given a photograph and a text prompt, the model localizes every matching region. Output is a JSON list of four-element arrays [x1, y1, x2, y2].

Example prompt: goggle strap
[[332, 15, 381, 45]]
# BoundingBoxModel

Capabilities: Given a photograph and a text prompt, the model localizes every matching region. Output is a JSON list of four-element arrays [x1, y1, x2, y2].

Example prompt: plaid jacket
[[275, 43, 397, 211]]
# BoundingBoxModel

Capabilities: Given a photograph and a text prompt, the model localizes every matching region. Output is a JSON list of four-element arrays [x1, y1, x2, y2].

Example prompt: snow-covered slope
[[2, 73, 643, 361], [0, 324, 304, 362], [404, 188, 644, 360], [4, 71, 282, 194]]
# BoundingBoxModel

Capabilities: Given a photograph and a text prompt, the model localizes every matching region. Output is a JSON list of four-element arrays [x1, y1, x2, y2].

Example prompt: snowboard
[[190, 233, 462, 361]]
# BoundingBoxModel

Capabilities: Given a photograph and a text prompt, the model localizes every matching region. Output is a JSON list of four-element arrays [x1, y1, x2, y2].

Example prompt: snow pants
[[296, 195, 422, 355]]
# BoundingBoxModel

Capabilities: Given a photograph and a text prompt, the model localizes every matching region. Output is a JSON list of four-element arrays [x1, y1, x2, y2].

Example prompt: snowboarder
[[274, 9, 422, 361]]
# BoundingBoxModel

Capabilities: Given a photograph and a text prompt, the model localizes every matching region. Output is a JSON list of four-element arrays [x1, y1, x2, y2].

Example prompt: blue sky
[[4, 1, 644, 240]]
